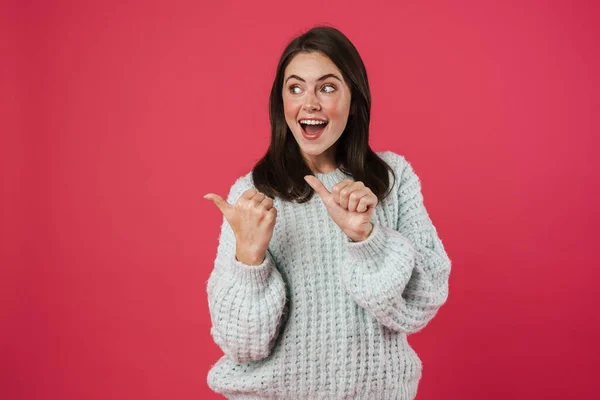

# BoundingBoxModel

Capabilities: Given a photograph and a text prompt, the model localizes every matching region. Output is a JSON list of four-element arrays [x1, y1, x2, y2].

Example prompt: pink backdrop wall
[[2, 0, 599, 398]]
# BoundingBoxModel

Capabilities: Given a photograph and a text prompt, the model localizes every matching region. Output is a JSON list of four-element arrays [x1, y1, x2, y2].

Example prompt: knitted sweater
[[206, 151, 451, 400]]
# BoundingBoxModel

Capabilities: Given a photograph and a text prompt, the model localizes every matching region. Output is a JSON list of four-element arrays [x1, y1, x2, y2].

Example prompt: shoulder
[[375, 150, 418, 179], [375, 150, 424, 200], [225, 171, 256, 204]]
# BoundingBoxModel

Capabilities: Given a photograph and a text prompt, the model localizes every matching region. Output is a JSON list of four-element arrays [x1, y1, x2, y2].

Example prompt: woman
[[204, 26, 451, 400]]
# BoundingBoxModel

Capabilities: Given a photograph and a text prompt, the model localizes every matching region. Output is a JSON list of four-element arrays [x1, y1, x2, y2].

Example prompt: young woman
[[204, 26, 451, 400]]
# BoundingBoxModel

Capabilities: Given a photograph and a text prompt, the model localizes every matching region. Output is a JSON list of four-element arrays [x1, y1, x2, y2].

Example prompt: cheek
[[283, 96, 300, 113], [282, 99, 300, 130], [325, 97, 351, 121]]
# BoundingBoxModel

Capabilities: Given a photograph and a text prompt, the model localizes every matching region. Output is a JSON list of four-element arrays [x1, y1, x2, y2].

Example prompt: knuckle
[[251, 206, 262, 215]]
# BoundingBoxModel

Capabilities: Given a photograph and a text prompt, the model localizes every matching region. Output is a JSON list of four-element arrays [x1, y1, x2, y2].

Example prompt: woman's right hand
[[204, 188, 277, 266]]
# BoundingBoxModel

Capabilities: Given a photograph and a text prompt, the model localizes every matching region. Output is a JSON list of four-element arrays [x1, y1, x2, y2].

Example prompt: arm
[[339, 155, 451, 334], [206, 176, 287, 363]]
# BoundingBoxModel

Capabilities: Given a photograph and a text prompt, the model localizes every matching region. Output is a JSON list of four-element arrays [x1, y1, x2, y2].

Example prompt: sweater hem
[[221, 380, 419, 400]]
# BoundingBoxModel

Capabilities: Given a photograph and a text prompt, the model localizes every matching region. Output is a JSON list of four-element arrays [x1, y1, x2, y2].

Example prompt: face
[[282, 52, 352, 171]]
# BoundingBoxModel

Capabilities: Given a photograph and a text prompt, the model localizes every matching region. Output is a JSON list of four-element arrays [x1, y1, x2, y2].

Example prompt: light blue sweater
[[206, 151, 451, 399]]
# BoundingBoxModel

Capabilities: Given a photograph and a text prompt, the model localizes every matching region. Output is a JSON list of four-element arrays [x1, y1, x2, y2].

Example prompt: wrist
[[347, 222, 373, 242], [235, 246, 266, 266]]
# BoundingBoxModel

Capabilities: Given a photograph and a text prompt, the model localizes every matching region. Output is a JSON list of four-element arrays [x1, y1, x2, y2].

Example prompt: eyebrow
[[284, 73, 343, 84]]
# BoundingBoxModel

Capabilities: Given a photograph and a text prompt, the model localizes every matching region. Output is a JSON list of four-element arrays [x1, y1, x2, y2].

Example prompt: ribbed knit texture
[[206, 151, 451, 400]]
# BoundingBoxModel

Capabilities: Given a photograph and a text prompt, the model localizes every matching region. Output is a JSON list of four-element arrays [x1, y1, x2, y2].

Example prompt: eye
[[289, 85, 302, 94], [322, 84, 336, 93]]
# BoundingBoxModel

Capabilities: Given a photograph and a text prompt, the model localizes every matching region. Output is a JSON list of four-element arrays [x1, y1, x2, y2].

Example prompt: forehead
[[284, 52, 343, 80]]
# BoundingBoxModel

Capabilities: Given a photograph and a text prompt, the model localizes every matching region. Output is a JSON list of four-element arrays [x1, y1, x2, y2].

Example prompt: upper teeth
[[300, 120, 327, 125]]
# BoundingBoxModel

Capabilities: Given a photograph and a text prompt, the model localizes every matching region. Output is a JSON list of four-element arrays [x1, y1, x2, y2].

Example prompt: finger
[[237, 188, 258, 209], [263, 207, 277, 225], [241, 188, 258, 201], [347, 189, 370, 212], [204, 193, 234, 218], [252, 192, 266, 203], [304, 175, 331, 200], [267, 207, 277, 220], [331, 179, 355, 205], [357, 194, 378, 212], [261, 196, 274, 210], [339, 182, 365, 209]]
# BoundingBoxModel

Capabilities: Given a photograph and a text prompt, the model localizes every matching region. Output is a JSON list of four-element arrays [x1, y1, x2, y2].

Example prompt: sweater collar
[[313, 168, 351, 192]]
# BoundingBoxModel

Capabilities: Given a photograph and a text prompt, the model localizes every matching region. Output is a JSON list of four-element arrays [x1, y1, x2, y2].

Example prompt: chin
[[299, 143, 329, 153]]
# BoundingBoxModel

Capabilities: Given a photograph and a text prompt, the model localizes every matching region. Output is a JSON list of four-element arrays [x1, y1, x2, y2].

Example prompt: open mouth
[[299, 120, 328, 136]]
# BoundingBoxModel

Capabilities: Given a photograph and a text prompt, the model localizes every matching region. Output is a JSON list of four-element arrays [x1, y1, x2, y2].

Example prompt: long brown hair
[[252, 25, 396, 203]]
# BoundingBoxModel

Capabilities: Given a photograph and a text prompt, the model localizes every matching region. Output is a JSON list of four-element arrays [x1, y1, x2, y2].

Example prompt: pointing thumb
[[304, 175, 331, 199], [204, 193, 233, 218]]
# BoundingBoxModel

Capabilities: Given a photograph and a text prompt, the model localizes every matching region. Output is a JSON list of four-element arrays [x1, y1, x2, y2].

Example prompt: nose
[[302, 91, 321, 112]]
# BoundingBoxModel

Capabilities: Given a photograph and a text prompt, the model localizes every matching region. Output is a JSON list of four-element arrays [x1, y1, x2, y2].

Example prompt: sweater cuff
[[347, 222, 415, 265], [230, 252, 274, 286], [346, 221, 388, 260]]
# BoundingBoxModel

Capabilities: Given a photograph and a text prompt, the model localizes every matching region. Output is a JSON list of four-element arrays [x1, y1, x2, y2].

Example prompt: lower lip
[[301, 124, 327, 141]]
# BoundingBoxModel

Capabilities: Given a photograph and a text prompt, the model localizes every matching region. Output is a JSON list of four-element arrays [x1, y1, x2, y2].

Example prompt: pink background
[[2, 0, 599, 399]]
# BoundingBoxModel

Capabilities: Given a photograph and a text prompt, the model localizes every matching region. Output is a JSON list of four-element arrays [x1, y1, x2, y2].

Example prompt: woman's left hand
[[304, 176, 378, 242]]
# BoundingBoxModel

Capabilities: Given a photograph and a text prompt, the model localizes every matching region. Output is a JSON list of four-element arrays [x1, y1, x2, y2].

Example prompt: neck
[[303, 147, 337, 174]]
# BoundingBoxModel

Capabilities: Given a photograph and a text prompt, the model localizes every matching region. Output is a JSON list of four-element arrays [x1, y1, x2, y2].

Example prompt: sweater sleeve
[[206, 175, 287, 363], [339, 155, 451, 334]]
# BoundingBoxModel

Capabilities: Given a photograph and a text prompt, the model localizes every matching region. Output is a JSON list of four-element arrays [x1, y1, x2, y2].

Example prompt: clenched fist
[[204, 188, 277, 265], [304, 176, 377, 242]]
